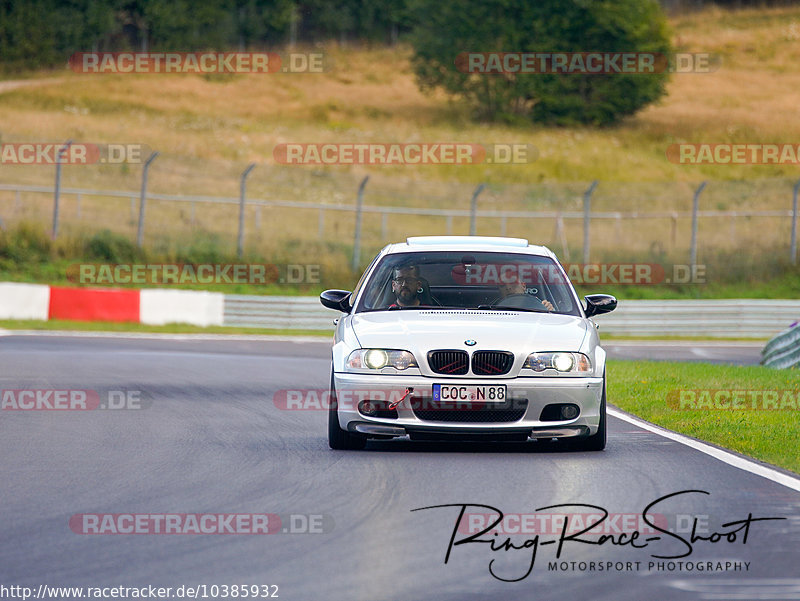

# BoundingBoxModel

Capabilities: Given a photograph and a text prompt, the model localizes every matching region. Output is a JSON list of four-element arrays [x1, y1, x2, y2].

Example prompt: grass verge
[[0, 319, 771, 342], [608, 359, 800, 474], [600, 334, 768, 342], [2, 222, 800, 299], [0, 319, 331, 337]]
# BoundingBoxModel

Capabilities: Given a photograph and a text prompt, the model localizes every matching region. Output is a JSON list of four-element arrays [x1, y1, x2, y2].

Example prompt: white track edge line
[[608, 407, 800, 492], [0, 329, 331, 342]]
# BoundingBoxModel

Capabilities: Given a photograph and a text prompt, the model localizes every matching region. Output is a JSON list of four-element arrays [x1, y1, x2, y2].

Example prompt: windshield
[[354, 251, 581, 316]]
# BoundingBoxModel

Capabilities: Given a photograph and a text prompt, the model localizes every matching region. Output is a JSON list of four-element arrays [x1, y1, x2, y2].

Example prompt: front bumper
[[333, 372, 604, 440]]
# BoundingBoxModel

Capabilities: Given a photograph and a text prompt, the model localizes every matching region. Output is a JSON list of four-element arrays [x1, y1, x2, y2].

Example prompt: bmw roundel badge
[[465, 339, 477, 346]]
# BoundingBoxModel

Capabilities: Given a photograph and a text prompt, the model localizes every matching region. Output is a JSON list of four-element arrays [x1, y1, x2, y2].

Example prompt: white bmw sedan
[[320, 236, 617, 450]]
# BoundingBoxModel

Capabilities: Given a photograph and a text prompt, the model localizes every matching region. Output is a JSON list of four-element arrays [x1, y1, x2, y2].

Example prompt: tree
[[409, 0, 673, 125]]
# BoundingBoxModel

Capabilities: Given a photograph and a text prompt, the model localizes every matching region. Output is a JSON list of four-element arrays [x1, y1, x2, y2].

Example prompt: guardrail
[[221, 296, 800, 339], [761, 324, 800, 368], [224, 295, 341, 330], [595, 299, 800, 338]]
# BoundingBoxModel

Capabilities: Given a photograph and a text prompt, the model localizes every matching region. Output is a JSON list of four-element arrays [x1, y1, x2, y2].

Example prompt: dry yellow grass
[[1, 7, 799, 261]]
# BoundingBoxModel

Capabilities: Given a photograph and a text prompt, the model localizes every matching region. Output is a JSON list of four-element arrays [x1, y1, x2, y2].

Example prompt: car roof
[[382, 236, 557, 259]]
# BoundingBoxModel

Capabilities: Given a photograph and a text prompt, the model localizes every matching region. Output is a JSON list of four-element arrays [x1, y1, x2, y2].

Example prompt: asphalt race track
[[1, 333, 798, 601]]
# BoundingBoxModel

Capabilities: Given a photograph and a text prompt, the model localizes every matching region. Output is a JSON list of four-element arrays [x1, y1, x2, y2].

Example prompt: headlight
[[364, 349, 389, 369], [346, 349, 418, 371], [524, 352, 592, 374]]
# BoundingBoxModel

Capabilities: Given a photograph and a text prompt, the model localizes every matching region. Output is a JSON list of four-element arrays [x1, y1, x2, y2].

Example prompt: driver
[[388, 264, 423, 308], [498, 276, 555, 311]]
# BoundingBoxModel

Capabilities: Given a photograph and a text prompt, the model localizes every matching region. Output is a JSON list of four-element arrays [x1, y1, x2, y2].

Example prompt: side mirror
[[320, 289, 352, 313], [584, 294, 617, 317]]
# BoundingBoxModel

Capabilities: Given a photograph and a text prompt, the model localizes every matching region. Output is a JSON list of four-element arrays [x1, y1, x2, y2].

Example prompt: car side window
[[351, 254, 381, 307]]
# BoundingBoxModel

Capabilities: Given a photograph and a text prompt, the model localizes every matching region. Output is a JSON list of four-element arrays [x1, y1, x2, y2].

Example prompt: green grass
[[0, 319, 331, 337], [608, 359, 800, 474], [0, 319, 767, 342], [2, 222, 799, 299], [600, 334, 768, 342]]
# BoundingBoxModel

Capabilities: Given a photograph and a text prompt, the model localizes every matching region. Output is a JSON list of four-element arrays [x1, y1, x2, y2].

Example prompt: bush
[[409, 0, 672, 125], [173, 232, 230, 264], [0, 222, 51, 265], [84, 230, 143, 263]]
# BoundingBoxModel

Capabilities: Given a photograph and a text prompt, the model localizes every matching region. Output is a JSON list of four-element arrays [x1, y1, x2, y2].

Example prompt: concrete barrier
[[0, 284, 223, 327], [140, 289, 224, 327], [48, 286, 139, 323], [0, 283, 50, 320]]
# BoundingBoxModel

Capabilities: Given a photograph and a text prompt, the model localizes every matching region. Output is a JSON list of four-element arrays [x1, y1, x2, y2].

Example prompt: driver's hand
[[542, 299, 555, 311]]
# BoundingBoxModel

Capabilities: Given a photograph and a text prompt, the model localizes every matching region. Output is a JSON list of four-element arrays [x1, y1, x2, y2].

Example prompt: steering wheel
[[492, 293, 548, 310]]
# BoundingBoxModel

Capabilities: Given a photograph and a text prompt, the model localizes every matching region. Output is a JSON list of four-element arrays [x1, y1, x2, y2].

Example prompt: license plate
[[432, 384, 507, 402]]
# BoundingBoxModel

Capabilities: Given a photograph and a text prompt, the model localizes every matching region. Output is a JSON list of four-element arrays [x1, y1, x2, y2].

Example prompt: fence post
[[352, 176, 369, 272], [136, 151, 160, 247], [671, 212, 678, 248], [690, 181, 707, 267], [237, 163, 256, 258], [469, 183, 486, 235], [555, 214, 570, 260], [583, 180, 598, 264], [792, 179, 800, 264], [52, 139, 72, 239]]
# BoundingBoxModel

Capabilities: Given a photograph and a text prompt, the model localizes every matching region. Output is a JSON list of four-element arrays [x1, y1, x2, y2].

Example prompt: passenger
[[497, 276, 555, 311]]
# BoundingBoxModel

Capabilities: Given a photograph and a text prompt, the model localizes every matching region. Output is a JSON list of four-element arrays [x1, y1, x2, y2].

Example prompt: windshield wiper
[[385, 305, 434, 310], [476, 305, 550, 313], [386, 305, 460, 310]]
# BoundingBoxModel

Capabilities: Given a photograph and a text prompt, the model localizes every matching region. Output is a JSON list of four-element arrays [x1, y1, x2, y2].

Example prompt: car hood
[[351, 309, 589, 356]]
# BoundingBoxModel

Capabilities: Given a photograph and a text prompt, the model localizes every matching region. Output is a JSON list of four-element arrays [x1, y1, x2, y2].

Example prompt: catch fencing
[[1, 176, 799, 270]]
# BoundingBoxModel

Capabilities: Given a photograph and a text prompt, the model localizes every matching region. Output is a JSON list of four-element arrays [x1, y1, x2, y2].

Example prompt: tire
[[328, 371, 367, 450], [574, 373, 607, 451]]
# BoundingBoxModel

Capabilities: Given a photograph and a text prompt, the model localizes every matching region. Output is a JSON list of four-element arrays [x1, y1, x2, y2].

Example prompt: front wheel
[[574, 374, 606, 451], [328, 371, 367, 450]]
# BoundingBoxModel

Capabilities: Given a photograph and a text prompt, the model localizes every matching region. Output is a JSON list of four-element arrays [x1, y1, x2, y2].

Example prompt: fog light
[[359, 400, 378, 416], [560, 405, 579, 419]]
